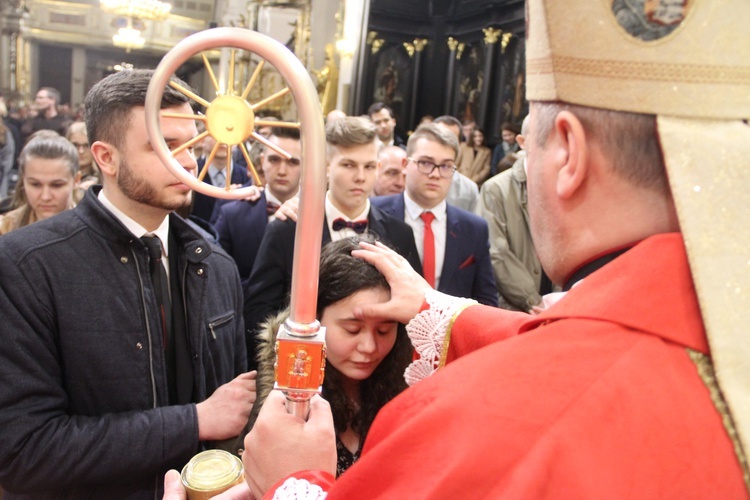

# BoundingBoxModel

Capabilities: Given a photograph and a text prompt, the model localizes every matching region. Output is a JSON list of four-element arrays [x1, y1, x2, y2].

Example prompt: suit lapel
[[440, 205, 462, 291], [253, 192, 269, 232], [514, 164, 532, 232], [367, 207, 386, 239], [395, 194, 406, 220], [322, 214, 332, 245]]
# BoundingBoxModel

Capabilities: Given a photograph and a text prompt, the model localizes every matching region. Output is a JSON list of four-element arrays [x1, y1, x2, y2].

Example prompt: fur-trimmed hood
[[248, 308, 290, 431]]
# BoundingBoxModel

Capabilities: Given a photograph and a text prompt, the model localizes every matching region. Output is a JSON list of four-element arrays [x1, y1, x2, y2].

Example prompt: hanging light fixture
[[101, 0, 171, 51], [112, 18, 146, 53], [100, 0, 172, 21]]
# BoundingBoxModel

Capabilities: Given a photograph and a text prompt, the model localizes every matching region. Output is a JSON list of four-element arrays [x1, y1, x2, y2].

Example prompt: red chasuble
[[278, 234, 747, 499]]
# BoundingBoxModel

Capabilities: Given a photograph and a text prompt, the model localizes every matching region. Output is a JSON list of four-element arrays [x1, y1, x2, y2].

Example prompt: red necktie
[[266, 201, 281, 216], [420, 211, 436, 287]]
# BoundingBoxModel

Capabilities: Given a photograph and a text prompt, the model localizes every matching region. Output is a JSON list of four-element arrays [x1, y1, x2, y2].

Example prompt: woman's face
[[23, 156, 77, 221], [321, 287, 398, 383], [472, 130, 484, 147], [68, 132, 92, 169]]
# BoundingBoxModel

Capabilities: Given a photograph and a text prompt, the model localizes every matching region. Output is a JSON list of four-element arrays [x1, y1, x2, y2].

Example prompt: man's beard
[[117, 157, 191, 211]]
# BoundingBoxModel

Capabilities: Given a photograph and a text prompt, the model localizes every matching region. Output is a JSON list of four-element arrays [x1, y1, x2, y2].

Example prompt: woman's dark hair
[[316, 235, 411, 438], [469, 128, 485, 148]]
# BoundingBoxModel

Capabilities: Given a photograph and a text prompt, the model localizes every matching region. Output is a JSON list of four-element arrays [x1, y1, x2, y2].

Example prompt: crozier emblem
[[612, 0, 690, 41]]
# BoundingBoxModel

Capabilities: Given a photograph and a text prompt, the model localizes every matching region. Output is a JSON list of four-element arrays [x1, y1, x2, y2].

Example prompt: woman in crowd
[[457, 127, 492, 185], [0, 134, 79, 235], [66, 121, 99, 200], [249, 236, 412, 476]]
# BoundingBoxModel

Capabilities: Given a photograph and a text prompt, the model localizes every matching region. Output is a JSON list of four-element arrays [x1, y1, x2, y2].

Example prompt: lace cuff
[[403, 289, 477, 386], [271, 477, 328, 500]]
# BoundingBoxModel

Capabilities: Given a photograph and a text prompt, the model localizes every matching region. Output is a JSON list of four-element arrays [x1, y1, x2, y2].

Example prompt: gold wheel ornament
[[145, 27, 323, 200], [146, 28, 327, 419]]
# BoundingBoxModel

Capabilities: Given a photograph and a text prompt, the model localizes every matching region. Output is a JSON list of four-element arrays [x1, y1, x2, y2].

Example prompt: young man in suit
[[242, 116, 420, 355], [367, 102, 405, 149], [214, 127, 301, 288], [372, 124, 498, 306], [191, 133, 250, 224]]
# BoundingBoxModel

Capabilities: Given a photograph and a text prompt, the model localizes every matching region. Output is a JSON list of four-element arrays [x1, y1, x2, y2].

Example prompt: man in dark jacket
[[0, 69, 255, 499]]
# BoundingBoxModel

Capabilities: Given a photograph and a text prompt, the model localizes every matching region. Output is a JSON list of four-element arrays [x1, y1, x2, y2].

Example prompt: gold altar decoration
[[483, 27, 502, 45]]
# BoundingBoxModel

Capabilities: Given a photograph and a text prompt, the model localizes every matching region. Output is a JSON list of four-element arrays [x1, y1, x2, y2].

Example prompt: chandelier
[[102, 0, 171, 52], [100, 0, 172, 21], [112, 18, 146, 52]]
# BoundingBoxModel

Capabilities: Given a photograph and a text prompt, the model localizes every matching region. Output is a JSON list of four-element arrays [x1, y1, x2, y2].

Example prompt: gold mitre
[[527, 0, 750, 478], [526, 0, 750, 118]]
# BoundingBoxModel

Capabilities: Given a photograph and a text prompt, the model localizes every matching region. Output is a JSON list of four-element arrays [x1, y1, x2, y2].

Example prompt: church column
[[70, 47, 87, 109], [0, 0, 28, 94], [444, 37, 459, 114], [478, 27, 501, 129], [406, 38, 427, 127]]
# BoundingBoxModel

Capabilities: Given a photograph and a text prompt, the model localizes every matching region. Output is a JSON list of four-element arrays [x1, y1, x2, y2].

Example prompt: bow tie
[[332, 218, 368, 234], [266, 201, 281, 216]]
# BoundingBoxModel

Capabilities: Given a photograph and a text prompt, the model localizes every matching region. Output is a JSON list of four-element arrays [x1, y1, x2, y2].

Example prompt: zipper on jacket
[[132, 247, 158, 409], [208, 313, 234, 340], [181, 261, 190, 348]]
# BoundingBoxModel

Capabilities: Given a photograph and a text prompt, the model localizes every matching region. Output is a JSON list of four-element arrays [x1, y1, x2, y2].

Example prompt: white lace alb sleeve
[[403, 289, 477, 386], [271, 477, 328, 500]]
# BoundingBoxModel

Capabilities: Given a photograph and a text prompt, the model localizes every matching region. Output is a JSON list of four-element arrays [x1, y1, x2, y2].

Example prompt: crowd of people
[[1, 0, 748, 497], [0, 68, 532, 498]]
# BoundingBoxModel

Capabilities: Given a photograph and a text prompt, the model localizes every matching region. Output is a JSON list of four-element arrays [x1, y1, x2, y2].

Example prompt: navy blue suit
[[192, 158, 250, 224], [214, 192, 270, 287], [371, 193, 498, 306], [242, 207, 421, 367]]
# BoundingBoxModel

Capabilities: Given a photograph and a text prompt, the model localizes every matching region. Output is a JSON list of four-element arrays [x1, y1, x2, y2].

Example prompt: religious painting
[[371, 43, 413, 127], [497, 36, 526, 126], [454, 42, 485, 123]]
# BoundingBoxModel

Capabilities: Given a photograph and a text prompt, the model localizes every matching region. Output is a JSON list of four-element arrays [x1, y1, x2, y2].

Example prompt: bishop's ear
[[553, 110, 589, 200]]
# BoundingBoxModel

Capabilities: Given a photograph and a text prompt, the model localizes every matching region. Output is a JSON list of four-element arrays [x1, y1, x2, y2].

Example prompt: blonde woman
[[0, 135, 79, 234]]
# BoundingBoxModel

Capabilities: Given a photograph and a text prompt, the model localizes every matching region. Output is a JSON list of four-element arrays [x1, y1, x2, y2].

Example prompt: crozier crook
[[144, 27, 327, 419]]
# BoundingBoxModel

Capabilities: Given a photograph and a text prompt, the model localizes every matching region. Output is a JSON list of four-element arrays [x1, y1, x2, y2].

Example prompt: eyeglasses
[[71, 142, 89, 150], [409, 158, 456, 178]]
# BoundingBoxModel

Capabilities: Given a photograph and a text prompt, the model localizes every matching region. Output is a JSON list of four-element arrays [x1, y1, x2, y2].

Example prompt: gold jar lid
[[181, 449, 244, 494]]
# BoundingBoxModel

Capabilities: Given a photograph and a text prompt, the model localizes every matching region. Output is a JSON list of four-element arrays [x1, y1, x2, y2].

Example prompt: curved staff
[[144, 27, 327, 418]]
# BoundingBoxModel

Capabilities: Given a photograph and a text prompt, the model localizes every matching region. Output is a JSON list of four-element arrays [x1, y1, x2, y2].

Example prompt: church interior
[[0, 0, 526, 145]]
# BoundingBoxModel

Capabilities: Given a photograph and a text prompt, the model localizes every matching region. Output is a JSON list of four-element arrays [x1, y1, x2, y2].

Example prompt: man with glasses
[[372, 123, 497, 306]]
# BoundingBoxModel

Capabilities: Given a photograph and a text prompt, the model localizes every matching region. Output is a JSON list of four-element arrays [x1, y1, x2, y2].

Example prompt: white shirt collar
[[98, 190, 170, 257], [403, 191, 447, 222], [208, 163, 227, 184], [325, 192, 370, 241], [265, 189, 297, 208], [325, 191, 370, 222]]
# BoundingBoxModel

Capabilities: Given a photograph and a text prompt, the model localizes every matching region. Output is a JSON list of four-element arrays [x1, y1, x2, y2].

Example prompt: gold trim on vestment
[[687, 348, 750, 494], [438, 303, 477, 369]]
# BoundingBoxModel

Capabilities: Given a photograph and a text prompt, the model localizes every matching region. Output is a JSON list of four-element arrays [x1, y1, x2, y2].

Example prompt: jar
[[181, 449, 244, 500]]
